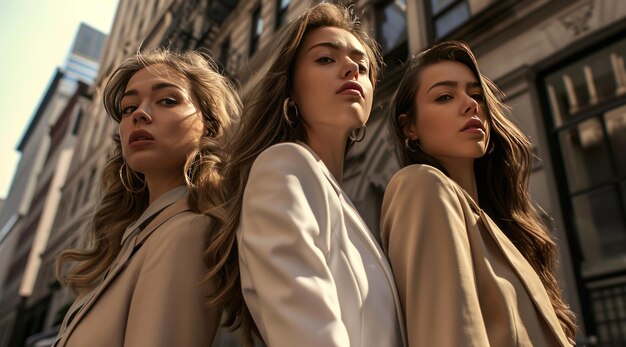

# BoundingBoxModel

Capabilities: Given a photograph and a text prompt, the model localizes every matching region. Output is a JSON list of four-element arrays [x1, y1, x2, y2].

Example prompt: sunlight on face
[[404, 61, 490, 164], [292, 26, 373, 139], [118, 64, 204, 178]]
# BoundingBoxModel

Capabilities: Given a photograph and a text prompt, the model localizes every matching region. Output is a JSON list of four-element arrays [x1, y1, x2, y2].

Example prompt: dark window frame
[[219, 36, 231, 72], [374, 0, 409, 71], [275, 0, 290, 30], [250, 4, 263, 57]]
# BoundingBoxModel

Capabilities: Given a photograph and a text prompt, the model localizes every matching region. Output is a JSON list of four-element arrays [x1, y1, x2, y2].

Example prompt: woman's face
[[292, 26, 373, 136], [118, 64, 204, 178], [403, 61, 490, 163]]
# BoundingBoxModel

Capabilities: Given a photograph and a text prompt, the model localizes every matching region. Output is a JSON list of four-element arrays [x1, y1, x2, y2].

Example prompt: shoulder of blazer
[[256, 142, 319, 167], [140, 210, 212, 252], [387, 164, 459, 198], [251, 142, 327, 183]]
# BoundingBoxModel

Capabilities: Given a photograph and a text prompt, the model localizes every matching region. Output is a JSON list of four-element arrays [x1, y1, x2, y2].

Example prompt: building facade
[[0, 24, 105, 347], [3, 0, 624, 346]]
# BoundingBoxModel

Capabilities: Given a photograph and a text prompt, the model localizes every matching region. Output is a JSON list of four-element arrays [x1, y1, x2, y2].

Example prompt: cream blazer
[[381, 164, 572, 347], [238, 142, 407, 347], [53, 188, 220, 347]]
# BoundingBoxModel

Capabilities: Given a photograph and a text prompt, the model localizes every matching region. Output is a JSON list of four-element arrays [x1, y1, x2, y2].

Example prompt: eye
[[471, 93, 486, 102], [158, 98, 178, 106], [435, 94, 452, 102], [358, 63, 368, 73], [316, 56, 335, 64], [121, 105, 137, 116]]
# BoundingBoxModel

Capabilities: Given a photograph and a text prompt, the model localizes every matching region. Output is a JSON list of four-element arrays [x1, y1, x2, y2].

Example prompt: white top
[[237, 142, 406, 347]]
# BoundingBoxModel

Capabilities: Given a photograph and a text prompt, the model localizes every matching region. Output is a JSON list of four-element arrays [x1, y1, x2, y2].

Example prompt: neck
[[439, 157, 479, 204], [305, 128, 349, 182], [145, 173, 185, 204]]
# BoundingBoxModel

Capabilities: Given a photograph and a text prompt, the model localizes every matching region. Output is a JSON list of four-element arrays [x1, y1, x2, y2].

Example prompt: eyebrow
[[307, 41, 366, 59], [122, 82, 182, 98], [427, 80, 482, 93]]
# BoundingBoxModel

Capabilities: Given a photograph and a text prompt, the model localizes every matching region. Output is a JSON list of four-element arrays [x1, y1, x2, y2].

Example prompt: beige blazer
[[238, 142, 407, 347], [53, 190, 220, 347], [381, 164, 572, 347]]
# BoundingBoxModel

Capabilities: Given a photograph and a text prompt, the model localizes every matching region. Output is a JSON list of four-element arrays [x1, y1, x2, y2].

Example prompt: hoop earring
[[405, 138, 421, 153], [119, 162, 146, 193], [349, 125, 366, 142], [283, 98, 299, 125]]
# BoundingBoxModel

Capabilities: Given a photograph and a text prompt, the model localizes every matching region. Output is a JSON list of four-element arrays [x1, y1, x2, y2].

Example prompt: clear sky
[[0, 0, 119, 199]]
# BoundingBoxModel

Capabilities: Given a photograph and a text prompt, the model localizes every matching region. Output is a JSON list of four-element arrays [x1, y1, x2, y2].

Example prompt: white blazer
[[237, 142, 407, 347]]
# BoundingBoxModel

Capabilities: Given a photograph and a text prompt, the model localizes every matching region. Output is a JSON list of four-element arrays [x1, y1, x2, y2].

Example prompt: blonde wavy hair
[[203, 3, 382, 345], [56, 48, 241, 294], [389, 41, 577, 339]]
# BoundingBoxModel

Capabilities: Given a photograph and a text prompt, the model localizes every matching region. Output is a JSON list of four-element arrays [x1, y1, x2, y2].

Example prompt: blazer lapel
[[314, 159, 408, 346], [476, 208, 570, 346], [55, 198, 191, 346]]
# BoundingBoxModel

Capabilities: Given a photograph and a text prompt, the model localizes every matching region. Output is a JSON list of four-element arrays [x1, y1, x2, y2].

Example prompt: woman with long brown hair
[[205, 3, 406, 346], [382, 41, 577, 346], [53, 49, 240, 347]]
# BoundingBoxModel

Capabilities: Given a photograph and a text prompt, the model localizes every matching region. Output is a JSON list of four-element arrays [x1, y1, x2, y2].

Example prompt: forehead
[[419, 61, 478, 88], [300, 26, 366, 56], [125, 63, 188, 90]]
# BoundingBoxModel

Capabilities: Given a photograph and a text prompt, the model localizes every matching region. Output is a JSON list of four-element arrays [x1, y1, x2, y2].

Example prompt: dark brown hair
[[389, 40, 577, 339]]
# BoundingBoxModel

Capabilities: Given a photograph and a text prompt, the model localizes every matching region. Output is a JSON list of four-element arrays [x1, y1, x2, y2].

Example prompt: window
[[72, 109, 83, 135], [376, 0, 408, 68], [275, 0, 290, 29], [542, 36, 626, 347], [219, 37, 231, 72], [250, 4, 264, 56], [428, 0, 470, 40], [71, 180, 84, 216]]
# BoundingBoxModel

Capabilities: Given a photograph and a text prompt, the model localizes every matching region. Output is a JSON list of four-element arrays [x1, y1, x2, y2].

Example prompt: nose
[[132, 102, 152, 124], [463, 94, 479, 117], [342, 57, 359, 80]]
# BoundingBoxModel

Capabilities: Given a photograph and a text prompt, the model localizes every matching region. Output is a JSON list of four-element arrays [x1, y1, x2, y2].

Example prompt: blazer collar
[[54, 198, 191, 347], [458, 190, 570, 346], [296, 141, 408, 346], [121, 186, 188, 245]]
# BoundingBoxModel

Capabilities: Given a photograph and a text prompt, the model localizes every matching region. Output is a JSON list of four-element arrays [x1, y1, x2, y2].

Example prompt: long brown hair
[[389, 41, 577, 339], [56, 48, 240, 293], [203, 3, 381, 345]]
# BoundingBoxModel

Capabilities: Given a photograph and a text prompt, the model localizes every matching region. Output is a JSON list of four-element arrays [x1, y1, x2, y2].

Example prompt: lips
[[336, 81, 364, 97], [461, 118, 485, 132], [128, 129, 155, 144]]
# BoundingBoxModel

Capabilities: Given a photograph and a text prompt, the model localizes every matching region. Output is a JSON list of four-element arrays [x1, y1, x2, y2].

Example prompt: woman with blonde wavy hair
[[205, 2, 406, 347], [53, 48, 240, 347], [382, 41, 577, 346]]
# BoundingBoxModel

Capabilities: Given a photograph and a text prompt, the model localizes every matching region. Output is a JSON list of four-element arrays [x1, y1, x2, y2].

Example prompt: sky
[[0, 0, 119, 199]]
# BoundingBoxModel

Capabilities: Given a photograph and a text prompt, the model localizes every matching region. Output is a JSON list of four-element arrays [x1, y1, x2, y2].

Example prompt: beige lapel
[[54, 198, 191, 347], [472, 203, 570, 346]]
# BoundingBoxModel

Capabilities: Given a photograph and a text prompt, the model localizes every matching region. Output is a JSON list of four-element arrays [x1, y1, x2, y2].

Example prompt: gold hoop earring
[[349, 125, 366, 142], [405, 138, 421, 153], [283, 98, 299, 125], [119, 162, 146, 193]]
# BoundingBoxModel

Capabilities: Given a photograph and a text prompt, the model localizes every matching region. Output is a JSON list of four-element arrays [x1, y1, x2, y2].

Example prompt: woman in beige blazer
[[204, 3, 406, 347], [382, 41, 577, 346], [53, 49, 240, 346]]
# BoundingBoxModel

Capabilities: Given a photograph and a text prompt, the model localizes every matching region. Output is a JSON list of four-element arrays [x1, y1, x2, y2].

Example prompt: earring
[[405, 138, 421, 152], [119, 162, 146, 193], [283, 98, 299, 125], [349, 125, 366, 142]]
